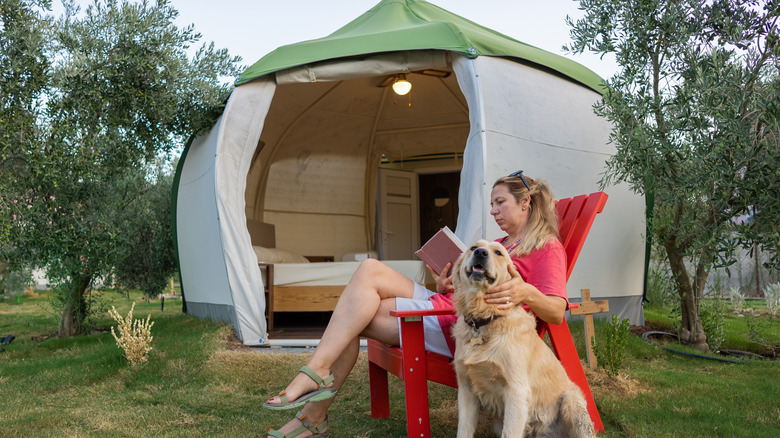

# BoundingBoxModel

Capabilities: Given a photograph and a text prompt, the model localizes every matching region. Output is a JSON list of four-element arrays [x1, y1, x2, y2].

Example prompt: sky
[[52, 0, 619, 80]]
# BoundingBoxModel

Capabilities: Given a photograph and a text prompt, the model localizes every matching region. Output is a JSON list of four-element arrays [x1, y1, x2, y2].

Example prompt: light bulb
[[392, 74, 412, 95]]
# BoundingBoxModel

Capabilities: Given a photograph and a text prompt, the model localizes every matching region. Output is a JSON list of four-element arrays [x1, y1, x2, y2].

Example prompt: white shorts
[[394, 283, 452, 358]]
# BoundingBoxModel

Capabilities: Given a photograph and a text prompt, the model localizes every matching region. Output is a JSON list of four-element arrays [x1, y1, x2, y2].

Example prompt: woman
[[263, 171, 567, 438]]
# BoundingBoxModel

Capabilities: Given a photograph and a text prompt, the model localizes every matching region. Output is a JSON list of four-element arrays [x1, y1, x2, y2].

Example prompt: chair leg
[[399, 316, 432, 437], [368, 359, 390, 419], [547, 319, 605, 433]]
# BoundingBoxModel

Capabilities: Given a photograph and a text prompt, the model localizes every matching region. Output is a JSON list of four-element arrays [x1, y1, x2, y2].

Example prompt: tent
[[173, 0, 646, 346]]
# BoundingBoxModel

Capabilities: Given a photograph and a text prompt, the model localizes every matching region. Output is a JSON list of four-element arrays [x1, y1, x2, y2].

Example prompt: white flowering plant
[[764, 283, 780, 317], [728, 287, 745, 313], [109, 303, 154, 366]]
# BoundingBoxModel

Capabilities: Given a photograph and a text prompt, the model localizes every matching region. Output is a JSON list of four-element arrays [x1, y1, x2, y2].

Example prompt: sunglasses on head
[[508, 170, 531, 191]]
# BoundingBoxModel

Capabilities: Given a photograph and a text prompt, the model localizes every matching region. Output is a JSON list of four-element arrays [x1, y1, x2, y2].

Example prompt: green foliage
[[0, 265, 33, 296], [700, 297, 727, 352], [645, 263, 676, 308], [593, 314, 631, 377], [699, 274, 730, 352], [566, 0, 780, 347], [0, 0, 51, 243], [0, 0, 242, 336], [644, 263, 684, 332], [112, 165, 178, 298]]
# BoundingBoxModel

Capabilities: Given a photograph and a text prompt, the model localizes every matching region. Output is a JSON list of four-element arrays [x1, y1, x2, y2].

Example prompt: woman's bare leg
[[265, 259, 417, 435]]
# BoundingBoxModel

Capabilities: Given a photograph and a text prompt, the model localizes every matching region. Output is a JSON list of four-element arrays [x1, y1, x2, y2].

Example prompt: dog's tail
[[558, 388, 595, 438]]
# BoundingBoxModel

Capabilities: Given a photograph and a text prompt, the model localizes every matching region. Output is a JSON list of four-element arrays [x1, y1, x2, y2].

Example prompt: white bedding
[[253, 245, 432, 287], [269, 260, 431, 287]]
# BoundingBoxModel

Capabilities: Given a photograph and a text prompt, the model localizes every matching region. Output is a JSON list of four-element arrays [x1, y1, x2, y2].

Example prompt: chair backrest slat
[[557, 195, 586, 250], [555, 197, 573, 242], [555, 192, 608, 281]]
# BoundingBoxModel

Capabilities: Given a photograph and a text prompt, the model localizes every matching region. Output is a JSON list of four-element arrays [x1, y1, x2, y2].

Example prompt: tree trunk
[[58, 275, 92, 337], [664, 239, 708, 351], [59, 300, 75, 337]]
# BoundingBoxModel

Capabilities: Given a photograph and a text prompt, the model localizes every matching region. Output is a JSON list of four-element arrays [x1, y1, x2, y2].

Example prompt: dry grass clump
[[585, 366, 646, 398], [109, 303, 154, 367]]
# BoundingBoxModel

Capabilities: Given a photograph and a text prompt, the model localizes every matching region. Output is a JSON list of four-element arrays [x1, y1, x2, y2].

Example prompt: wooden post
[[569, 289, 609, 368]]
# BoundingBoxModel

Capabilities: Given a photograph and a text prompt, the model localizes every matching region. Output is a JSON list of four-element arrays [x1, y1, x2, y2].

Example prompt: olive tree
[[566, 0, 780, 349], [0, 0, 51, 294], [0, 0, 50, 239], [111, 162, 178, 299], [4, 0, 241, 336]]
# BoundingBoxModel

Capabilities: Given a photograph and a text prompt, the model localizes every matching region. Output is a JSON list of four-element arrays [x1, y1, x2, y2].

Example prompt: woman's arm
[[484, 264, 567, 324]]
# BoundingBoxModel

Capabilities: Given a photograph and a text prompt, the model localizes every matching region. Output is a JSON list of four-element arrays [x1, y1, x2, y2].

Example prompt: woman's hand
[[428, 263, 454, 294], [485, 263, 566, 323], [484, 263, 527, 310]]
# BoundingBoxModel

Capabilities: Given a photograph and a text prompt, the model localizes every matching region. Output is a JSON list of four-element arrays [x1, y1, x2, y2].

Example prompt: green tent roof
[[237, 0, 604, 92]]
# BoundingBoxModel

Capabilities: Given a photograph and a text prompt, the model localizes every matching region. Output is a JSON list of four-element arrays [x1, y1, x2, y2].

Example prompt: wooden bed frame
[[248, 219, 343, 330], [248, 220, 433, 331]]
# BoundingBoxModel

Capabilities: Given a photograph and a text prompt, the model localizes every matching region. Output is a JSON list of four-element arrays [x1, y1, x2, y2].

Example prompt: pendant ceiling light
[[392, 74, 412, 95]]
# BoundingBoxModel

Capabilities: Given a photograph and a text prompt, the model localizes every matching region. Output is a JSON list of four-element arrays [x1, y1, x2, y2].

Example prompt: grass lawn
[[1, 290, 779, 437]]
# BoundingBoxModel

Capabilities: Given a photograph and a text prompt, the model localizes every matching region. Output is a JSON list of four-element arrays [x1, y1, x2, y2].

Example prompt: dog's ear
[[452, 247, 468, 288], [491, 242, 514, 284], [502, 259, 517, 284]]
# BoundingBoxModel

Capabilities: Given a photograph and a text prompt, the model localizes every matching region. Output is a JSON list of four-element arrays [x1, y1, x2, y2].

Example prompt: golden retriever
[[451, 240, 595, 438]]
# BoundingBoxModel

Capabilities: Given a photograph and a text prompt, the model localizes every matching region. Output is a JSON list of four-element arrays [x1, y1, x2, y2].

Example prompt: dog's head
[[453, 240, 513, 292]]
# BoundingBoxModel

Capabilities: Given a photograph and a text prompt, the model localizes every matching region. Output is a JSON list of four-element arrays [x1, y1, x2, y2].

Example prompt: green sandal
[[262, 366, 337, 410], [266, 411, 329, 438]]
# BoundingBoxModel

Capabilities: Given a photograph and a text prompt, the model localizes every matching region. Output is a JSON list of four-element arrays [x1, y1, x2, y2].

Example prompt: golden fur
[[452, 240, 595, 438]]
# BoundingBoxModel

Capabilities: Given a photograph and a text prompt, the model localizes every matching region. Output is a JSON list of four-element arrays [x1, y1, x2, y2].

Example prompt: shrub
[[646, 264, 677, 308], [763, 283, 780, 316], [1, 267, 33, 296], [593, 314, 631, 377], [109, 303, 155, 367], [728, 287, 745, 313], [700, 297, 727, 352]]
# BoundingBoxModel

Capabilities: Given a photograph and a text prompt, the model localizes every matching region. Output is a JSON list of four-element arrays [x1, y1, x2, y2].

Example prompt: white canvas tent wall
[[173, 0, 646, 345]]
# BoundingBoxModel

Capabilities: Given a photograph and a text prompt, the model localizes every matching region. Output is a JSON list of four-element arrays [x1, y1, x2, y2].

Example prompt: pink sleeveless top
[[429, 238, 568, 355]]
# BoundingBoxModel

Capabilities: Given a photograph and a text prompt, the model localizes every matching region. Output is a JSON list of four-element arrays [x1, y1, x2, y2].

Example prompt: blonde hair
[[493, 174, 559, 256]]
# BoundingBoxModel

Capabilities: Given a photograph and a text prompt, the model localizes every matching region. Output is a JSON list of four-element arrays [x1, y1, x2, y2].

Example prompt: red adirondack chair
[[367, 191, 609, 437]]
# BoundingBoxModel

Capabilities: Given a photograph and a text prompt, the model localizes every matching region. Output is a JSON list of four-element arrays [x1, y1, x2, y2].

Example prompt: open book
[[415, 226, 467, 276]]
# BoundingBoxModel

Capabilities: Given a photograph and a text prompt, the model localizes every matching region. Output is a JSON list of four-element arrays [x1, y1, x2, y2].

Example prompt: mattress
[[266, 260, 432, 287]]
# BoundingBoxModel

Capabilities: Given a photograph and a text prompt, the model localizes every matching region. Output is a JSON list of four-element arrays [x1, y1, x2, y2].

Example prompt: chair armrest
[[389, 303, 578, 319], [389, 308, 456, 318]]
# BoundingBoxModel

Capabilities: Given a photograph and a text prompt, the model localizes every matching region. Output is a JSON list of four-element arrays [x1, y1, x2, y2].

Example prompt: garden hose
[[640, 331, 757, 364]]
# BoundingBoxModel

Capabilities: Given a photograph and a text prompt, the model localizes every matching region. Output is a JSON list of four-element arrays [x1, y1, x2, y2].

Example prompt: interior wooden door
[[377, 168, 419, 260]]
